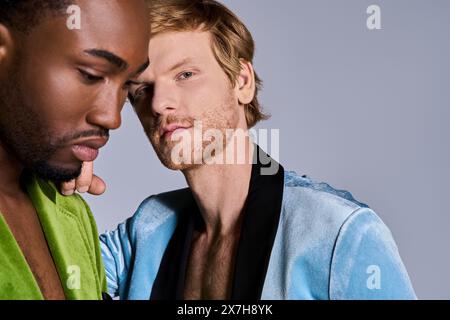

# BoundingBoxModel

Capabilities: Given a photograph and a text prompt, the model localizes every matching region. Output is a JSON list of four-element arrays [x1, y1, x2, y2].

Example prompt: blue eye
[[177, 71, 194, 81]]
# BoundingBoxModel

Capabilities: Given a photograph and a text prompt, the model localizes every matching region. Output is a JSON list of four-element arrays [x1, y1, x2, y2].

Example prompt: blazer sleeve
[[99, 219, 133, 298], [329, 207, 417, 299]]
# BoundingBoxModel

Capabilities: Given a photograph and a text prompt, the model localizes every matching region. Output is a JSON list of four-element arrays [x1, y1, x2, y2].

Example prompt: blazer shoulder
[[284, 170, 369, 208], [280, 171, 371, 249]]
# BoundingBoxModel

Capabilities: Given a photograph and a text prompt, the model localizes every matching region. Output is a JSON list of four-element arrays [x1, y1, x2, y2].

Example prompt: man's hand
[[60, 161, 106, 196]]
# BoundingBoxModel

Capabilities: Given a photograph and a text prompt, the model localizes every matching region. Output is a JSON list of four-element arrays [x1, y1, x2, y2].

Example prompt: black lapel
[[150, 193, 199, 300], [230, 146, 285, 299]]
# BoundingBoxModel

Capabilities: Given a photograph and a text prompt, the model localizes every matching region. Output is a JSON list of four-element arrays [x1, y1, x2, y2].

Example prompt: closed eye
[[78, 69, 104, 84]]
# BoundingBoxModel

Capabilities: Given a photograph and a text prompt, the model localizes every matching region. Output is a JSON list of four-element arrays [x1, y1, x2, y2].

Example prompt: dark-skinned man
[[0, 0, 149, 300]]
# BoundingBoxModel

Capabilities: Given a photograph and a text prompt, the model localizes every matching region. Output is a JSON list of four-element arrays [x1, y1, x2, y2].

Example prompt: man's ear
[[236, 59, 256, 105], [0, 24, 14, 65]]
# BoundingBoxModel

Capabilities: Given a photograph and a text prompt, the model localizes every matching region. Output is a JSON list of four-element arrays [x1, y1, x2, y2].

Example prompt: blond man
[[71, 0, 416, 300]]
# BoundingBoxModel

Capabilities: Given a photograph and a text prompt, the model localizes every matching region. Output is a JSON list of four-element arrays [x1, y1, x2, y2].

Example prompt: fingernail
[[62, 190, 74, 196], [77, 186, 89, 193]]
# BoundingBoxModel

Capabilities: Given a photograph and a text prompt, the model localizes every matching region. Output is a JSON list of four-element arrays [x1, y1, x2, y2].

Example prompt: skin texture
[[130, 30, 257, 299], [66, 29, 258, 299], [0, 0, 149, 183], [131, 31, 249, 170], [0, 0, 149, 300]]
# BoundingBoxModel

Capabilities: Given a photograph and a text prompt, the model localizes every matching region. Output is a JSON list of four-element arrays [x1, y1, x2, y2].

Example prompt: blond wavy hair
[[147, 0, 269, 128]]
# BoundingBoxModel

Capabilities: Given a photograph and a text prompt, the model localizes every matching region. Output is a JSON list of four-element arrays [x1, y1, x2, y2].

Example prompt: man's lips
[[160, 124, 192, 140], [71, 137, 108, 162]]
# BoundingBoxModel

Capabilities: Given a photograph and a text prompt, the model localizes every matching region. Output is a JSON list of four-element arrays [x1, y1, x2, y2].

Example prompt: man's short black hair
[[0, 0, 72, 33]]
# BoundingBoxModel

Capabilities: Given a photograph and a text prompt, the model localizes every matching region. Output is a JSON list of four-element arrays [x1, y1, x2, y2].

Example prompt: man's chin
[[30, 160, 82, 183], [156, 152, 197, 171], [162, 161, 198, 171], [155, 147, 204, 172]]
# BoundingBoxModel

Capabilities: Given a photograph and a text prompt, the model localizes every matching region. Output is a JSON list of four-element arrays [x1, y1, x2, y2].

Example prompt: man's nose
[[86, 88, 125, 130], [151, 82, 178, 117]]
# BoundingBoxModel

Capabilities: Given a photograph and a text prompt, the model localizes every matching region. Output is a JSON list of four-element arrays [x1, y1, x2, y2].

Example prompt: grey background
[[86, 0, 450, 299]]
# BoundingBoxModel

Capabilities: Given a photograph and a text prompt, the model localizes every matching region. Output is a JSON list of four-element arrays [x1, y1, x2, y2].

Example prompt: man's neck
[[0, 140, 25, 197], [183, 140, 254, 237]]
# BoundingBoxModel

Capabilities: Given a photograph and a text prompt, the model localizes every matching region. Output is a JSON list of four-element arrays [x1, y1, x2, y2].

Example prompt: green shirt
[[0, 174, 106, 300]]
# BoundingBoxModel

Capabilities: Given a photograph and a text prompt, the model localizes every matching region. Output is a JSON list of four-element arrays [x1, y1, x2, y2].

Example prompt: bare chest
[[184, 234, 240, 300]]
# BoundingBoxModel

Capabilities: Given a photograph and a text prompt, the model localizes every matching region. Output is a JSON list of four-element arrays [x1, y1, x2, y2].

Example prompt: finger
[[88, 174, 107, 196], [61, 179, 76, 196], [76, 161, 94, 193]]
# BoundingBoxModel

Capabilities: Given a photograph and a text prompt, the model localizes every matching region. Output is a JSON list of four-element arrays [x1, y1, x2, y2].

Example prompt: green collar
[[0, 174, 104, 300]]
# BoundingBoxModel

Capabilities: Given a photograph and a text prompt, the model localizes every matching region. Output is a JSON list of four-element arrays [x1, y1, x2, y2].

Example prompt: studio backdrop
[[86, 0, 450, 299]]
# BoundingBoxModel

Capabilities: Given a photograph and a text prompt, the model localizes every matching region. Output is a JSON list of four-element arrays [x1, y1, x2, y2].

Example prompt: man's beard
[[147, 92, 239, 171], [1, 70, 83, 183], [148, 114, 197, 171], [30, 159, 83, 183], [0, 107, 83, 183]]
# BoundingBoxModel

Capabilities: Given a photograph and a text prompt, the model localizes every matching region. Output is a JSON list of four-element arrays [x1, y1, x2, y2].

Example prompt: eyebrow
[[84, 49, 129, 70], [133, 60, 150, 77], [167, 57, 195, 73]]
